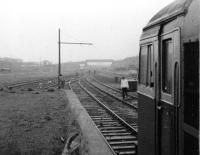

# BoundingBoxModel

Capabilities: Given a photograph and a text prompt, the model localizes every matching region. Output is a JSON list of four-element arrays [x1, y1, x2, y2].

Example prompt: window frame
[[162, 39, 173, 94], [139, 43, 154, 88], [147, 44, 154, 87], [160, 32, 174, 103], [139, 45, 147, 85]]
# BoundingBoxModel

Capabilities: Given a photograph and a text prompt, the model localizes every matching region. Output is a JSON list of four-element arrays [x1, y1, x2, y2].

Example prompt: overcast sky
[[0, 0, 174, 63]]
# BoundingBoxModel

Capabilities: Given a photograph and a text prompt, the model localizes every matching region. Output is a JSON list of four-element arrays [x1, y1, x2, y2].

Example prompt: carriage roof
[[143, 0, 192, 30]]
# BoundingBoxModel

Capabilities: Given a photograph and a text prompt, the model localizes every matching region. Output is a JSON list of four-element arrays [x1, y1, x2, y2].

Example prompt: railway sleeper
[[106, 135, 136, 141], [95, 122, 121, 127], [113, 147, 137, 154], [85, 108, 105, 111], [98, 126, 124, 130], [109, 140, 137, 146], [86, 111, 105, 115], [83, 105, 100, 108], [101, 129, 127, 133], [93, 119, 115, 123], [112, 145, 136, 150], [90, 115, 110, 118], [94, 121, 118, 125], [94, 120, 119, 124], [87, 109, 106, 113], [117, 150, 136, 155], [103, 132, 131, 136], [95, 124, 121, 128], [91, 118, 113, 121]]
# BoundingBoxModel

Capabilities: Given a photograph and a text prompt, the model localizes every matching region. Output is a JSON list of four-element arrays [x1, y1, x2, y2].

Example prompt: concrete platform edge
[[63, 90, 114, 155]]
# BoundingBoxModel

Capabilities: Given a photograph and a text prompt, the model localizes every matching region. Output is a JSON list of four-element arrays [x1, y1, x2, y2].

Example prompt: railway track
[[0, 75, 79, 92], [71, 79, 138, 155], [1, 76, 72, 90], [81, 79, 138, 128], [86, 77, 138, 109], [90, 76, 137, 99], [0, 79, 43, 89], [2, 78, 57, 90], [67, 78, 79, 90]]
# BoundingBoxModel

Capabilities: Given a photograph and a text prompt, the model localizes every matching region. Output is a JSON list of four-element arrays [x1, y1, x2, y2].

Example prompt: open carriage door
[[183, 41, 199, 154], [158, 28, 180, 155]]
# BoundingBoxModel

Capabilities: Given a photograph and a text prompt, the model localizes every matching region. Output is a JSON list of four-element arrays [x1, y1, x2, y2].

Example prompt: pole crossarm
[[57, 28, 93, 89], [60, 42, 93, 45]]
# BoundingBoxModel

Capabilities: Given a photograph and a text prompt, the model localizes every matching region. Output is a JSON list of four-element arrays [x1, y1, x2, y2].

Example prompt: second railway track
[[90, 76, 138, 98], [86, 77, 138, 109]]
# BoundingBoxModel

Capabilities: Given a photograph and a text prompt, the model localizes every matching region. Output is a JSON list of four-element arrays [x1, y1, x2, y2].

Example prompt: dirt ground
[[0, 88, 74, 155]]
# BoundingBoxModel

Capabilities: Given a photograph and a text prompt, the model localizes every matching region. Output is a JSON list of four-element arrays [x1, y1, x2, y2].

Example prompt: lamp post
[[58, 28, 93, 88]]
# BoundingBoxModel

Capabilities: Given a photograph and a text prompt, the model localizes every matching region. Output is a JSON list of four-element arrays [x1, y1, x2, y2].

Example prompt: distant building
[[41, 60, 52, 66], [85, 59, 113, 68], [21, 62, 39, 68], [0, 68, 11, 72], [79, 64, 85, 70], [0, 57, 23, 71]]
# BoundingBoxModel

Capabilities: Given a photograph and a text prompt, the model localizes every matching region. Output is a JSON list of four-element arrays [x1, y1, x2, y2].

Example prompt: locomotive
[[138, 0, 199, 154]]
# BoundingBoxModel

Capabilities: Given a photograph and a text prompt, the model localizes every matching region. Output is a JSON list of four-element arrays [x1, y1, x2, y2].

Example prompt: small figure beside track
[[121, 77, 129, 99], [47, 80, 52, 84], [58, 75, 65, 89], [38, 82, 43, 89]]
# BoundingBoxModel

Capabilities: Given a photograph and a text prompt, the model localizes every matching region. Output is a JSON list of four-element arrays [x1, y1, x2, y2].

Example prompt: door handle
[[157, 105, 162, 110]]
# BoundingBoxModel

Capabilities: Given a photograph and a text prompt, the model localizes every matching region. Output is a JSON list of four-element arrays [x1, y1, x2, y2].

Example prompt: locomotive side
[[138, 0, 199, 154]]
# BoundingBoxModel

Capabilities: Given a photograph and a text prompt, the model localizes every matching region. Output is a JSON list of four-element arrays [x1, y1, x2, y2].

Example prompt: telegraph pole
[[58, 29, 61, 76], [58, 29, 61, 88], [58, 28, 93, 89]]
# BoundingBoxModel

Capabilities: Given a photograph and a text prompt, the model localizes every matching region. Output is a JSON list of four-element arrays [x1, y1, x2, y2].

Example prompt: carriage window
[[147, 45, 154, 87], [139, 45, 154, 87], [162, 39, 173, 94], [139, 46, 147, 85]]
